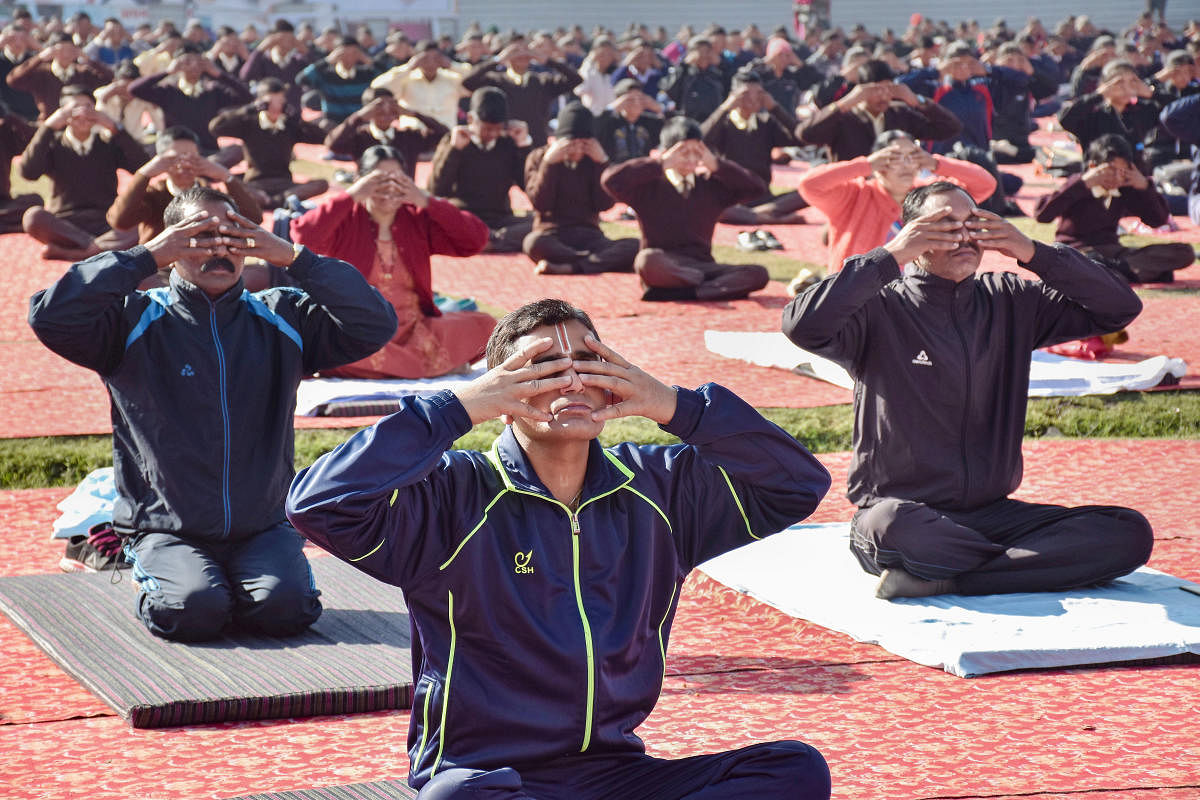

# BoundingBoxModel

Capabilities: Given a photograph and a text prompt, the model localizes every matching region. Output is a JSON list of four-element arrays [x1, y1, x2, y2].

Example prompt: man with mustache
[[782, 181, 1154, 599], [29, 186, 397, 641]]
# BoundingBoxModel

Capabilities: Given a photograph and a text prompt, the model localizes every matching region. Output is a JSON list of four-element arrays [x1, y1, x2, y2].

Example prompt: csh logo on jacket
[[514, 550, 534, 574], [911, 350, 934, 367]]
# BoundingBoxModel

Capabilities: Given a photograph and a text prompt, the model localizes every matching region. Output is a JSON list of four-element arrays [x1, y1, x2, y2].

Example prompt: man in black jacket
[[28, 186, 397, 641], [781, 181, 1153, 600]]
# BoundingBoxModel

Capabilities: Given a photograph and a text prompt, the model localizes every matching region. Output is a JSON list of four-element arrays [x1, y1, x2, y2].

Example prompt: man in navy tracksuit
[[782, 182, 1153, 600], [287, 298, 833, 799], [29, 186, 397, 641]]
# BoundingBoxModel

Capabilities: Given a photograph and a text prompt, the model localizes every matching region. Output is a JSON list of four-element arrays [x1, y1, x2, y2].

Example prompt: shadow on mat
[[189, 608, 411, 650]]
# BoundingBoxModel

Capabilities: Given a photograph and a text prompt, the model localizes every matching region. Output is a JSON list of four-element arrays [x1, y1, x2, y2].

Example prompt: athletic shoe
[[755, 230, 784, 250], [737, 230, 768, 251], [60, 523, 129, 573]]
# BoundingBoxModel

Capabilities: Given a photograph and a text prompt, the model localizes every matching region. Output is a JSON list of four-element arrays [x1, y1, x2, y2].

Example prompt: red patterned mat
[[1, 440, 1197, 799]]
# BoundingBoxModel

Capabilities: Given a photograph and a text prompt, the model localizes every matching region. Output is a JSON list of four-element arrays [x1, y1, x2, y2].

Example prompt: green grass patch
[[4, 391, 1198, 490]]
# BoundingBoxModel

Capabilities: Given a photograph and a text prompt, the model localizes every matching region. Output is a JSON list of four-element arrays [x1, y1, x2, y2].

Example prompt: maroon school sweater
[[600, 156, 765, 261], [524, 145, 614, 232]]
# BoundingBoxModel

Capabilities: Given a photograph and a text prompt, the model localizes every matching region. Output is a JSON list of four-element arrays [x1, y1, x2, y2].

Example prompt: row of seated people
[[3, 15, 1196, 384]]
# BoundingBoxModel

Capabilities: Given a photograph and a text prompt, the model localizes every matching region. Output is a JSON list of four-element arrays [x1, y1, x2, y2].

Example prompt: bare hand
[[450, 125, 471, 150], [220, 206, 297, 265], [143, 211, 238, 268], [543, 136, 573, 164], [965, 209, 1036, 262], [572, 336, 677, 424], [392, 171, 429, 208], [452, 338, 574, 425], [193, 155, 232, 183], [583, 138, 607, 163], [882, 207, 968, 264], [346, 169, 395, 204], [507, 119, 531, 144]]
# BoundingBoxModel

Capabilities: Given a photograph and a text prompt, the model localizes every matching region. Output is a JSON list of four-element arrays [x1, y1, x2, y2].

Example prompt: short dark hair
[[59, 84, 93, 101], [358, 144, 407, 176], [155, 125, 200, 154], [361, 85, 394, 103], [1100, 58, 1137, 82], [657, 116, 702, 151], [259, 76, 286, 94], [901, 181, 973, 224], [857, 58, 895, 84], [871, 129, 917, 153], [163, 186, 236, 227], [485, 299, 599, 368], [178, 41, 205, 56], [1164, 49, 1195, 67], [1086, 133, 1135, 166], [273, 19, 295, 34]]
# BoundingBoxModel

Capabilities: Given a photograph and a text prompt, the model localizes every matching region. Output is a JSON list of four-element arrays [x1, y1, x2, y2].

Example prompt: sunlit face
[[163, 138, 201, 186], [912, 188, 981, 281], [873, 136, 923, 193], [508, 320, 607, 444], [170, 198, 245, 296], [61, 94, 96, 138], [943, 55, 974, 83], [175, 52, 205, 83]]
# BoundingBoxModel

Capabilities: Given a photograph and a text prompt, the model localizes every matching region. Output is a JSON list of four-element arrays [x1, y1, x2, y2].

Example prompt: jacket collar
[[169, 268, 247, 318], [902, 266, 977, 311], [489, 427, 634, 505]]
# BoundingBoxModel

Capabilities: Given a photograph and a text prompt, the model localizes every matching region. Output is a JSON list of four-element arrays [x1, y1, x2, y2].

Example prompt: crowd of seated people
[[6, 7, 1199, 372]]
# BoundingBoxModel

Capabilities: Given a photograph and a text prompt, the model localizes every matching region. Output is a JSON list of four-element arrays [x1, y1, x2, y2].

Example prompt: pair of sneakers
[[736, 230, 783, 252], [60, 522, 128, 574]]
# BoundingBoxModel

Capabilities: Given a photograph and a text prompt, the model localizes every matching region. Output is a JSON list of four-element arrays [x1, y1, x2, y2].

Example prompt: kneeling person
[[29, 187, 398, 641], [782, 182, 1153, 599], [287, 299, 833, 799]]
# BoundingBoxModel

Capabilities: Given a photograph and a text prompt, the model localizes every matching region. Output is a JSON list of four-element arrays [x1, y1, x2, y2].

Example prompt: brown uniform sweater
[[796, 99, 963, 162], [524, 145, 613, 232], [324, 110, 448, 176], [106, 172, 264, 243], [427, 132, 530, 226], [701, 105, 797, 185], [19, 124, 147, 216], [6, 59, 112, 121], [461, 60, 582, 146], [600, 157, 765, 261], [209, 104, 325, 183]]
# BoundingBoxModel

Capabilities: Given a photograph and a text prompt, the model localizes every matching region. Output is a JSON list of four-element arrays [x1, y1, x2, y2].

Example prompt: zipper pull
[[570, 514, 580, 535]]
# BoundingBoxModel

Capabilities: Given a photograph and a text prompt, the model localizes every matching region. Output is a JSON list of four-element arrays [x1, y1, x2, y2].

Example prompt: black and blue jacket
[[28, 245, 398, 542], [286, 385, 830, 787]]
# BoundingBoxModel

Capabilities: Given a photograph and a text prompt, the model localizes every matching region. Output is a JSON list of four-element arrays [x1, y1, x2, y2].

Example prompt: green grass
[[4, 392, 1198, 490]]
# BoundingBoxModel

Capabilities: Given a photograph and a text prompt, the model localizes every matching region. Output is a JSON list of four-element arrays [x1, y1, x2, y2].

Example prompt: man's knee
[[1092, 506, 1155, 575], [236, 570, 322, 636], [729, 740, 831, 799], [137, 581, 234, 642], [22, 205, 49, 235], [522, 230, 551, 260], [416, 767, 524, 800]]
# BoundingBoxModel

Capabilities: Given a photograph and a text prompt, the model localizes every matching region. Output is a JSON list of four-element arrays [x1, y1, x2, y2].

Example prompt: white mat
[[698, 523, 1200, 677], [295, 364, 486, 416], [703, 331, 1188, 397]]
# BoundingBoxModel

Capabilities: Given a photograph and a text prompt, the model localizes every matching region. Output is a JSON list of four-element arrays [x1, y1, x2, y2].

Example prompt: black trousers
[[634, 248, 768, 301], [415, 741, 830, 800], [523, 224, 639, 273], [850, 496, 1154, 595]]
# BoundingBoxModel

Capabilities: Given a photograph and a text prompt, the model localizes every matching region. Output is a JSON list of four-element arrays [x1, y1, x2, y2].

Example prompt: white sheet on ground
[[51, 467, 115, 540], [698, 523, 1200, 677], [703, 331, 1187, 397], [295, 364, 487, 416]]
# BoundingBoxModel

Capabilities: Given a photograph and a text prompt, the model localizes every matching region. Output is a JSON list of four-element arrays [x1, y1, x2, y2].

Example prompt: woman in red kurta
[[291, 145, 495, 379]]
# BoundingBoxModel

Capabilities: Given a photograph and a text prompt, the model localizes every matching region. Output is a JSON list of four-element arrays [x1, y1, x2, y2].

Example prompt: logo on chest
[[514, 550, 535, 574], [911, 350, 934, 367]]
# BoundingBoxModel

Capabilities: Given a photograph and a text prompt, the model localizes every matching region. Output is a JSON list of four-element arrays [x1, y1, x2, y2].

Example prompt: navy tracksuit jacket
[[286, 384, 830, 787], [28, 245, 397, 542]]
